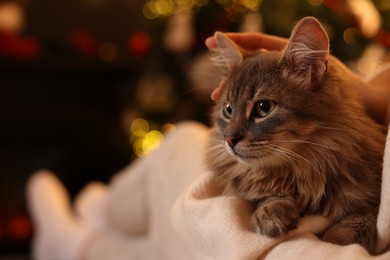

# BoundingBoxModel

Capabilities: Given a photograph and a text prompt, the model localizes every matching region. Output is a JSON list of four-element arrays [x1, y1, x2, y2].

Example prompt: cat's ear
[[213, 32, 243, 71], [281, 17, 329, 87]]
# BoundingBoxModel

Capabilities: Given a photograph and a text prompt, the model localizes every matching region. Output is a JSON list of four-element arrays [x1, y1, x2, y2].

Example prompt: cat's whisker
[[172, 71, 224, 100], [208, 143, 230, 162], [268, 144, 322, 175], [268, 144, 309, 164], [179, 71, 225, 81], [174, 86, 214, 99], [266, 145, 299, 169], [277, 140, 340, 152], [315, 125, 350, 132], [267, 144, 301, 166], [316, 124, 370, 141]]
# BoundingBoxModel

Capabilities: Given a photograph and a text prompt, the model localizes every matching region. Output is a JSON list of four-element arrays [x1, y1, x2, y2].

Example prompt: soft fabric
[[28, 65, 390, 260], [27, 171, 96, 260], [27, 122, 210, 260]]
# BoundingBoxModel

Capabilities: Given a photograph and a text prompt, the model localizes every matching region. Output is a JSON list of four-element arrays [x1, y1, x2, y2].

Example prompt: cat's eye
[[254, 100, 276, 118], [222, 103, 233, 119]]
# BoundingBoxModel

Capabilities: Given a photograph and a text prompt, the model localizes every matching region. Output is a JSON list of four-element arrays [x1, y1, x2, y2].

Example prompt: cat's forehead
[[226, 52, 282, 100], [243, 51, 281, 69], [232, 52, 281, 83]]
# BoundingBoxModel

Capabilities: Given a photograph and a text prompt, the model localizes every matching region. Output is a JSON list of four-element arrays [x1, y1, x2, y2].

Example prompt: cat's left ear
[[213, 32, 243, 71], [281, 17, 329, 88]]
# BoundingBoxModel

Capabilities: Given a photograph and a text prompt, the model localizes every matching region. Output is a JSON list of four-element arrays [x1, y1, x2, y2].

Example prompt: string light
[[215, 0, 229, 4], [240, 0, 262, 10], [143, 0, 262, 19], [307, 0, 323, 6]]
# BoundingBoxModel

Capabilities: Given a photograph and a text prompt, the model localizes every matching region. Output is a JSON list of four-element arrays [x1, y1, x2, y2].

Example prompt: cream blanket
[[83, 120, 390, 260]]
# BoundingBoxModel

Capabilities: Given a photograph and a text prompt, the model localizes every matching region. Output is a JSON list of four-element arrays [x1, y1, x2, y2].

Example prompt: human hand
[[205, 32, 287, 51]]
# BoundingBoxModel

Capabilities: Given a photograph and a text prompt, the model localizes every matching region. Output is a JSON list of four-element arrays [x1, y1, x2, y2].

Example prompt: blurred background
[[0, 0, 390, 258]]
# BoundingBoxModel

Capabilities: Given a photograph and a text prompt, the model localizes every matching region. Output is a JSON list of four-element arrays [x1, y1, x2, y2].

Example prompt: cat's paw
[[252, 198, 300, 237], [322, 214, 376, 254]]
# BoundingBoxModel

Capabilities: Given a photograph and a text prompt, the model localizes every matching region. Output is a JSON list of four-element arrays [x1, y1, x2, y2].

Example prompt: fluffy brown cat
[[206, 17, 385, 253]]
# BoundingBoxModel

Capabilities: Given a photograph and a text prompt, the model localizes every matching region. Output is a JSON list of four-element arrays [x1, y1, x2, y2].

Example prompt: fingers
[[211, 80, 226, 101], [363, 63, 390, 125], [205, 32, 287, 51]]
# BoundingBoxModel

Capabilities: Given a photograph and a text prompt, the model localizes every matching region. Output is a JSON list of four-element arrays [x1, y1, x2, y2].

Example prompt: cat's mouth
[[226, 143, 268, 163], [226, 142, 286, 167], [232, 151, 259, 160]]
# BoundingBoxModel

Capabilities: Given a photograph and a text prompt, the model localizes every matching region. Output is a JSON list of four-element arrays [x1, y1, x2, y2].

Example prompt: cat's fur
[[206, 17, 385, 253]]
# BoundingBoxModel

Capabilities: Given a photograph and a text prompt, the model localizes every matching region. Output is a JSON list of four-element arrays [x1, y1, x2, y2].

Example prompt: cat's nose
[[224, 134, 242, 148]]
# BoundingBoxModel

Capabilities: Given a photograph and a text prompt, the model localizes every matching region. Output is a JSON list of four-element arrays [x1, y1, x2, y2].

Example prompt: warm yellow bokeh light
[[193, 0, 209, 7], [131, 118, 149, 137], [307, 0, 322, 6], [241, 0, 261, 10], [130, 118, 169, 157], [343, 27, 358, 45], [215, 0, 229, 4], [377, 0, 390, 11], [133, 130, 164, 157], [143, 0, 262, 19], [0, 2, 24, 33], [142, 130, 164, 155]]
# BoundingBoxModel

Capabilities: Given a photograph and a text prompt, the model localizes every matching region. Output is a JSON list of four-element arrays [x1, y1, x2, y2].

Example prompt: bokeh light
[[307, 0, 323, 7], [98, 42, 117, 61], [240, 0, 262, 10], [143, 0, 262, 19], [6, 215, 32, 240], [130, 118, 174, 157], [142, 130, 164, 155], [131, 118, 149, 137], [128, 31, 151, 58], [343, 27, 358, 45], [0, 2, 24, 33], [377, 0, 390, 11]]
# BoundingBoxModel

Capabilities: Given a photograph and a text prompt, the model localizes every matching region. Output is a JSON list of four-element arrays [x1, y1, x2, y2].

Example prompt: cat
[[206, 17, 385, 254]]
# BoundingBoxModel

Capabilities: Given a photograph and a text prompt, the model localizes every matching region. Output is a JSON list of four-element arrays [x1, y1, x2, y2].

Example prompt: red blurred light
[[0, 32, 40, 59], [70, 29, 98, 58], [128, 31, 151, 58], [6, 215, 32, 240]]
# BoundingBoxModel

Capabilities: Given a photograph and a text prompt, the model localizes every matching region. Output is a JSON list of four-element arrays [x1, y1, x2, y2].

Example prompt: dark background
[[0, 0, 389, 257]]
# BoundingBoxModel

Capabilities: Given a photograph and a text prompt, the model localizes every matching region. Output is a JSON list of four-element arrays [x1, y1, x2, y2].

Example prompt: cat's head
[[211, 17, 334, 168]]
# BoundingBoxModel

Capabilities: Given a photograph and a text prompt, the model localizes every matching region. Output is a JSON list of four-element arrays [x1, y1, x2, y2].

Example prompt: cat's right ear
[[281, 17, 329, 88], [213, 32, 243, 71]]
